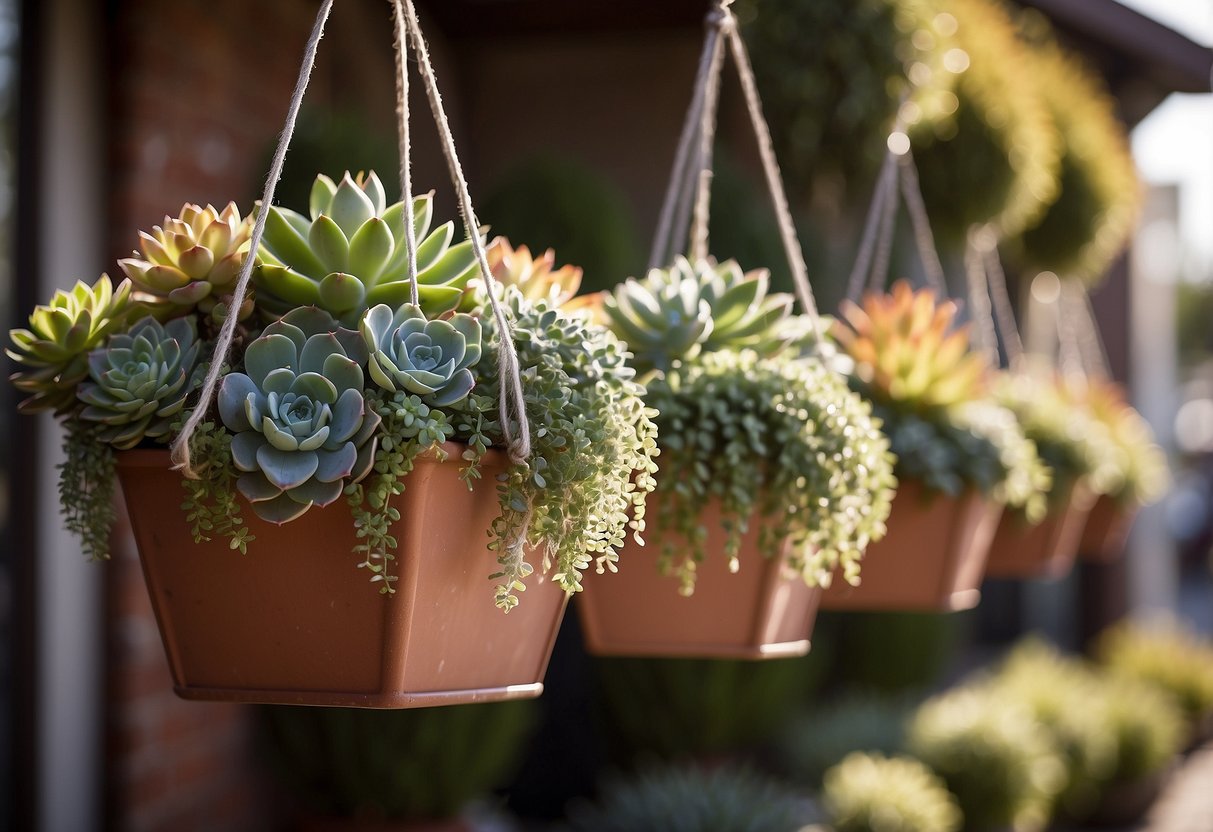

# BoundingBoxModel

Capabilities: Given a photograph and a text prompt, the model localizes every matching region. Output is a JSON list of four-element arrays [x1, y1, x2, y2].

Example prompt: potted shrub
[[822, 752, 962, 832], [7, 178, 657, 707], [1096, 620, 1213, 746], [984, 370, 1119, 578], [575, 257, 896, 659], [907, 687, 1065, 832], [1077, 379, 1168, 560], [824, 282, 1050, 611], [260, 699, 536, 831]]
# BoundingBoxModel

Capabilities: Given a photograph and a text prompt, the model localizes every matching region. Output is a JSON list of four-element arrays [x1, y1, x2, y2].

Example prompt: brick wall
[[105, 2, 315, 830]]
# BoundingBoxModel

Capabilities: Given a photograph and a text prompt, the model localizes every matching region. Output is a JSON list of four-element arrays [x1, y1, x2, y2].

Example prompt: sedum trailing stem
[[58, 421, 117, 561], [179, 416, 254, 553]]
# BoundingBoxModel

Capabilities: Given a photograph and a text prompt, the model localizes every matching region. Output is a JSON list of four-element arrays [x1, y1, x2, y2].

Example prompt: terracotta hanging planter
[[115, 446, 568, 708], [1079, 494, 1137, 563], [984, 483, 1096, 579], [577, 497, 822, 660], [822, 480, 1003, 612]]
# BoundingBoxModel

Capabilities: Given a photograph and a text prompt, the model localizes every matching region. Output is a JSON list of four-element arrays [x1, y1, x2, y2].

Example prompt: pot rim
[[114, 439, 508, 470]]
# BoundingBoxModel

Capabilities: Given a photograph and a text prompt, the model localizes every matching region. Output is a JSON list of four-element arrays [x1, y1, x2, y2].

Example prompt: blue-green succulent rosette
[[217, 307, 381, 524], [361, 303, 481, 407]]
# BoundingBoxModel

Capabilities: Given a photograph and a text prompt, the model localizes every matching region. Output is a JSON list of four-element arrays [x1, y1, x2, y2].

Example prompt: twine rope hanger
[[846, 106, 947, 303], [173, 0, 532, 476], [650, 0, 824, 342]]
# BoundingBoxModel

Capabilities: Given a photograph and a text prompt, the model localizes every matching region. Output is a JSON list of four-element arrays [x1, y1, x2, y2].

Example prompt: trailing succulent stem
[[179, 417, 255, 554], [58, 421, 118, 561]]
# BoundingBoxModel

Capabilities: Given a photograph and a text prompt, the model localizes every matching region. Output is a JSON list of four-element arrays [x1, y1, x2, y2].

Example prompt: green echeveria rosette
[[254, 171, 479, 327], [603, 257, 793, 376], [76, 316, 202, 450], [647, 349, 895, 592], [361, 303, 481, 407], [7, 274, 134, 415], [218, 307, 381, 524]]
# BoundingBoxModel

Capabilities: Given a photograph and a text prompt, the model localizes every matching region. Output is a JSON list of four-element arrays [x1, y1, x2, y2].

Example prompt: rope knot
[[705, 5, 735, 33]]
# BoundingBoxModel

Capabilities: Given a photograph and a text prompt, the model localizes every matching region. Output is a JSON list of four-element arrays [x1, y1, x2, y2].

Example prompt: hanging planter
[[983, 370, 1119, 579], [576, 4, 895, 659], [1075, 376, 1168, 562], [7, 0, 657, 707], [821, 278, 1045, 611]]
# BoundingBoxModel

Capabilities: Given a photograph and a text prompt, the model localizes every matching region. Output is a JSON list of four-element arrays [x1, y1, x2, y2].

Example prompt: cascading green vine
[[179, 417, 255, 554], [58, 422, 118, 561]]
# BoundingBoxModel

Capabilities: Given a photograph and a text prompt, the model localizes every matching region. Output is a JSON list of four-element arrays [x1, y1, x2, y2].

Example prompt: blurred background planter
[[1079, 495, 1138, 563], [823, 480, 1003, 612], [985, 483, 1096, 579], [578, 498, 822, 660], [117, 446, 568, 708]]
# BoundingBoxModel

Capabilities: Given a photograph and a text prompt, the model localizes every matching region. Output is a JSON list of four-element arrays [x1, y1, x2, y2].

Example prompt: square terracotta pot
[[115, 445, 568, 708], [1079, 494, 1137, 563], [822, 480, 1003, 612], [576, 497, 822, 660], [984, 482, 1095, 579]]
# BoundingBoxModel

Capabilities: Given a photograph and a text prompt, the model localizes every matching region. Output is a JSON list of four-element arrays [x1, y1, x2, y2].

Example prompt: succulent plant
[[565, 765, 817, 832], [823, 752, 962, 832], [361, 303, 480, 407], [1091, 673, 1185, 787], [995, 369, 1121, 509], [909, 0, 1060, 241], [1011, 26, 1141, 287], [218, 307, 380, 524], [117, 202, 255, 323], [987, 639, 1118, 815], [255, 171, 479, 326], [478, 237, 584, 307], [648, 348, 895, 590], [602, 257, 794, 375], [7, 274, 134, 415], [908, 686, 1066, 832], [1097, 620, 1213, 731], [1081, 379, 1168, 506], [834, 282, 989, 410], [76, 316, 202, 449]]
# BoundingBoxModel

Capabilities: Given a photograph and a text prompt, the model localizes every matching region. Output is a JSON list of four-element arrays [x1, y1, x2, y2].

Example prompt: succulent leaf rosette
[[118, 202, 254, 323], [255, 171, 478, 326], [77, 316, 202, 450], [218, 307, 380, 524], [361, 303, 480, 407], [824, 753, 962, 832], [603, 256, 893, 591], [834, 282, 1051, 516], [7, 274, 134, 415]]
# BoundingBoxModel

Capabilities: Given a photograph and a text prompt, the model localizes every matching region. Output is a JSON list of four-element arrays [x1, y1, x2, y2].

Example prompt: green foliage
[[255, 171, 478, 326], [907, 687, 1065, 831], [736, 0, 916, 199], [995, 371, 1120, 512], [1082, 379, 1168, 506], [179, 417, 254, 554], [76, 316, 202, 449], [824, 752, 962, 832], [779, 694, 913, 783], [259, 699, 536, 822], [480, 156, 642, 294], [909, 0, 1060, 240], [603, 257, 793, 375], [985, 639, 1117, 815], [8, 274, 134, 415], [117, 202, 255, 323], [58, 421, 117, 561], [565, 765, 816, 832], [457, 289, 658, 610], [1094, 674, 1185, 786], [216, 307, 380, 526], [833, 284, 1050, 511], [647, 348, 895, 592], [1096, 620, 1213, 729], [1010, 25, 1140, 287], [361, 302, 481, 407], [595, 656, 823, 763]]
